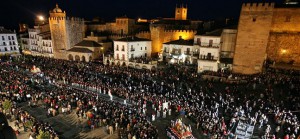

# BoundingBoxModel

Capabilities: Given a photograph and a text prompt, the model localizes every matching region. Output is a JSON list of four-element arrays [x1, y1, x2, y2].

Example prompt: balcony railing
[[199, 55, 218, 61], [121, 49, 125, 51], [130, 48, 135, 51]]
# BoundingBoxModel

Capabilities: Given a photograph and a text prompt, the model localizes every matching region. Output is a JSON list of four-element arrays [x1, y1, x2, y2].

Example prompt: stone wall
[[150, 24, 196, 55], [271, 8, 300, 32], [233, 3, 275, 74], [267, 33, 300, 64]]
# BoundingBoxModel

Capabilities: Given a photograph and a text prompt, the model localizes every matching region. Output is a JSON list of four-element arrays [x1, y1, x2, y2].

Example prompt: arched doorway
[[89, 56, 92, 62], [68, 54, 74, 61], [82, 56, 86, 62], [122, 62, 126, 67], [75, 55, 80, 61]]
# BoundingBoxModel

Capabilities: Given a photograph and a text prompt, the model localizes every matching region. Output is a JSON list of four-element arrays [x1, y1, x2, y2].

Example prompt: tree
[[36, 130, 51, 139], [2, 99, 12, 113]]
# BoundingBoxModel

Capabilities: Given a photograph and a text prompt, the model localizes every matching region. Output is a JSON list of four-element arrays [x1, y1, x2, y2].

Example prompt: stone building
[[49, 4, 85, 59], [0, 27, 19, 56], [233, 3, 275, 74], [86, 16, 136, 35], [175, 5, 188, 20], [233, 2, 300, 74], [67, 40, 103, 62]]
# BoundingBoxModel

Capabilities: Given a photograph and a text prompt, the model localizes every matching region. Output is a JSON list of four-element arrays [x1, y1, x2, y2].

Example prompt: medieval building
[[233, 2, 300, 74], [49, 4, 85, 59]]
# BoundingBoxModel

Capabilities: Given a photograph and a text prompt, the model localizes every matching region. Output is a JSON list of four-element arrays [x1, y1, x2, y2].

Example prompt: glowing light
[[38, 16, 45, 21], [170, 59, 175, 63], [281, 49, 287, 54]]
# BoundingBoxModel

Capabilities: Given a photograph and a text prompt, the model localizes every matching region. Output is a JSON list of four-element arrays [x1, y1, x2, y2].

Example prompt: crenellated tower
[[49, 4, 85, 59], [175, 4, 188, 20], [233, 3, 275, 74]]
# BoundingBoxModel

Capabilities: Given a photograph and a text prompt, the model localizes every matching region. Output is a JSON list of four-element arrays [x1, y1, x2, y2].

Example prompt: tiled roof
[[75, 40, 102, 47], [67, 47, 93, 53], [163, 39, 194, 46], [116, 36, 151, 42]]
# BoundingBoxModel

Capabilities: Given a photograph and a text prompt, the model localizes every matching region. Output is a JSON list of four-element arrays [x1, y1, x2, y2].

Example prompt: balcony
[[121, 49, 125, 51], [199, 55, 218, 61], [130, 48, 135, 51], [171, 51, 181, 56]]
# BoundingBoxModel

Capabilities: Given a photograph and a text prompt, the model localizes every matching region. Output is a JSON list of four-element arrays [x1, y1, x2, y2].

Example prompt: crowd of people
[[1, 55, 299, 139]]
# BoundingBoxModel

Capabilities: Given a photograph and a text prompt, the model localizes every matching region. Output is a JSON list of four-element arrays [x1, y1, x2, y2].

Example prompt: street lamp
[[38, 16, 44, 21]]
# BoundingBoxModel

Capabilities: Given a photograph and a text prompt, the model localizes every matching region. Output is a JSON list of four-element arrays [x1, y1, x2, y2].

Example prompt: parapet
[[164, 29, 196, 33], [242, 3, 275, 11]]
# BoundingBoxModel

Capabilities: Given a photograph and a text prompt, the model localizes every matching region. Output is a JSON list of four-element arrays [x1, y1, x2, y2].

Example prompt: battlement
[[136, 31, 150, 34], [242, 3, 275, 11], [49, 17, 84, 21], [164, 29, 196, 33]]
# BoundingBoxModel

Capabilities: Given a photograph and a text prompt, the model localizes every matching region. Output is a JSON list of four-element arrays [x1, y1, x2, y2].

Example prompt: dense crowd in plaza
[[0, 55, 299, 139]]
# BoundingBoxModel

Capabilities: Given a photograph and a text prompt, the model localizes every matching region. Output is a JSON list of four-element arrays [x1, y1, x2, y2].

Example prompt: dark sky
[[1, 0, 284, 30]]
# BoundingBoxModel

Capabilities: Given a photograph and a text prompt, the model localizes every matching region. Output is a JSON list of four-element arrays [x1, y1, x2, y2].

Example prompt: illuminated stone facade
[[267, 7, 300, 65], [49, 4, 85, 59], [175, 5, 188, 20], [233, 3, 300, 74], [233, 3, 275, 74]]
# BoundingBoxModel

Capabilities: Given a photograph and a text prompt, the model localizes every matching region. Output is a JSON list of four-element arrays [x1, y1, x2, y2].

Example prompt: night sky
[[1, 0, 284, 30]]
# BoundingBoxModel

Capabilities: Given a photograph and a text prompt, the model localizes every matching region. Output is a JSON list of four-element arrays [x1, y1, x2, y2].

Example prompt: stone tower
[[233, 3, 275, 74], [49, 4, 84, 59], [175, 4, 187, 20], [150, 24, 165, 55]]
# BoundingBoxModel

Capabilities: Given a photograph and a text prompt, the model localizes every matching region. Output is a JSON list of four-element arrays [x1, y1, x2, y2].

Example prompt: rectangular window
[[122, 54, 125, 60], [12, 36, 14, 40], [145, 47, 147, 50], [116, 45, 119, 51], [122, 45, 125, 51], [141, 47, 142, 50], [8, 36, 11, 40], [2, 36, 4, 40], [3, 42, 6, 46], [145, 53, 147, 57], [197, 38, 201, 45], [117, 54, 119, 60], [209, 40, 213, 47]]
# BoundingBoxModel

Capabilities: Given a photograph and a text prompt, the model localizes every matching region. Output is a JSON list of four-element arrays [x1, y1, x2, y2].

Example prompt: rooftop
[[67, 47, 93, 53], [163, 39, 194, 46], [0, 27, 15, 34], [116, 36, 151, 42], [75, 40, 102, 47], [198, 29, 223, 36]]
